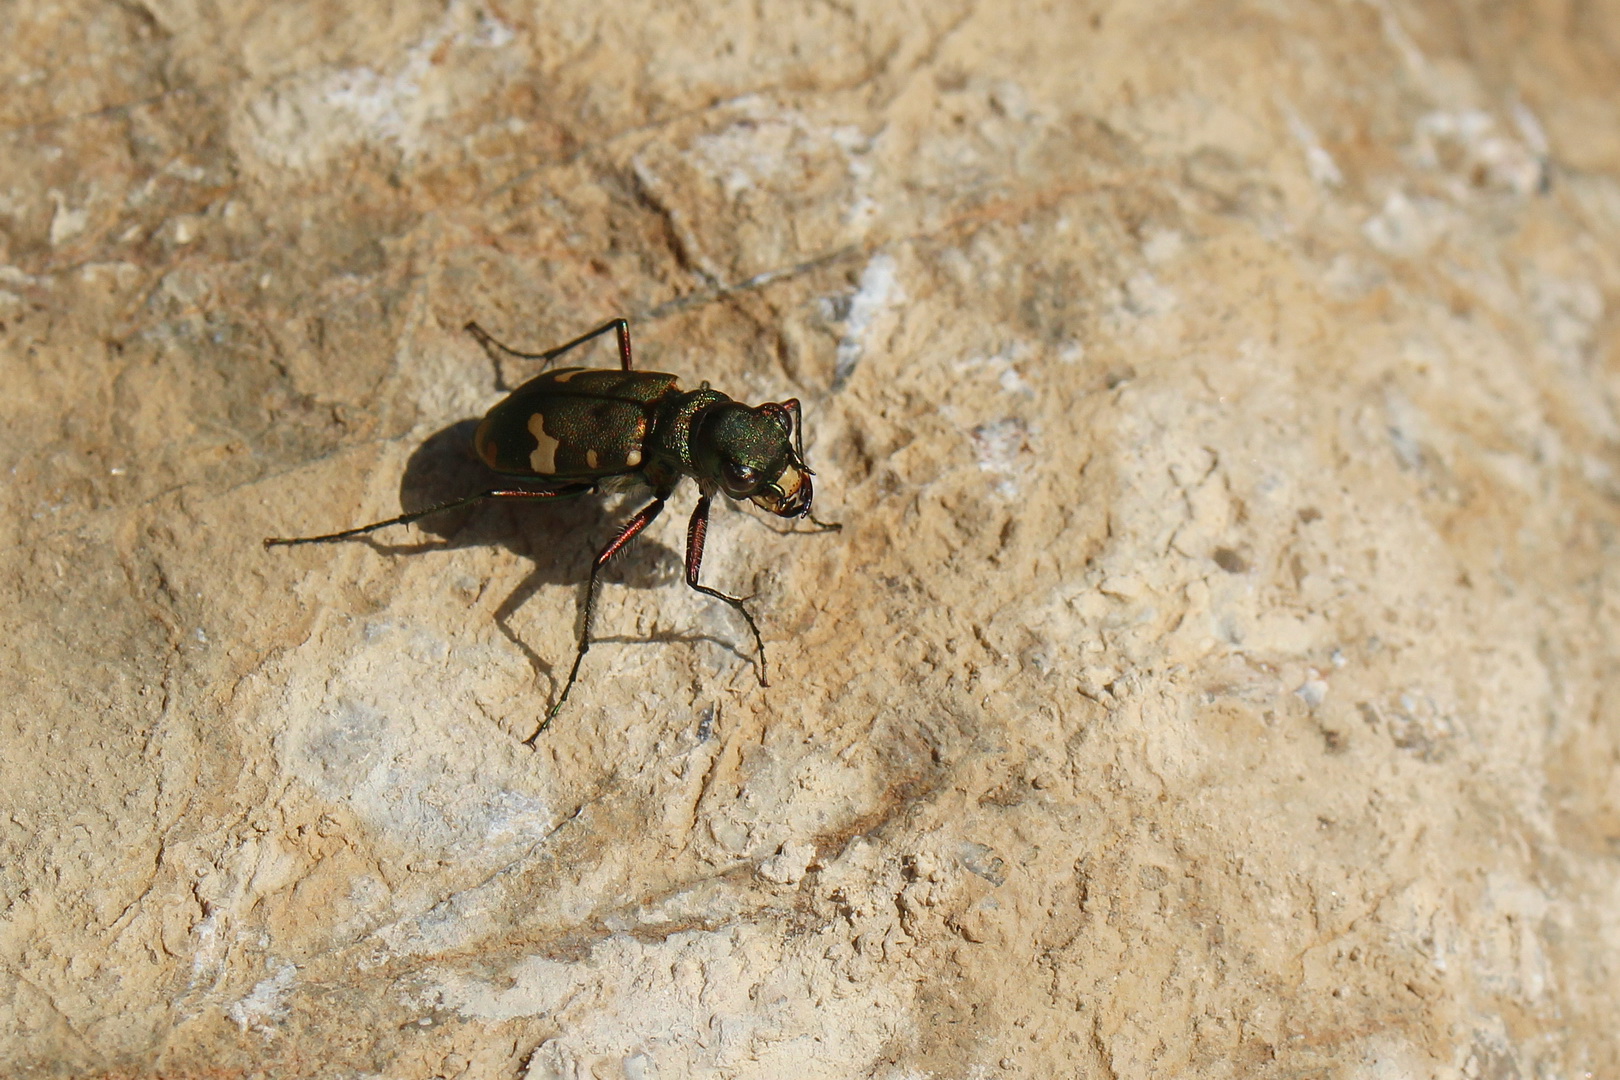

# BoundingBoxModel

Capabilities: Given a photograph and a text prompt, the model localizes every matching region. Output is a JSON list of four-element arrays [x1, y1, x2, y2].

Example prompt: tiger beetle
[[265, 318, 839, 744]]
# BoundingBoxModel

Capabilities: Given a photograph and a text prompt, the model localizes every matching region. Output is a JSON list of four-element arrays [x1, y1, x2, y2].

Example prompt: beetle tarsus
[[522, 714, 553, 748]]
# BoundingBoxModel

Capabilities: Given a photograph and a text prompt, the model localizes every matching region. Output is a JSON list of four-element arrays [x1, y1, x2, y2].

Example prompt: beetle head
[[693, 399, 814, 518]]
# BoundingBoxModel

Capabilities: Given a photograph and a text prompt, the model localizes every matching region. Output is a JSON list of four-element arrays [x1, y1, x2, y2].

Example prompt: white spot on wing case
[[527, 414, 559, 473]]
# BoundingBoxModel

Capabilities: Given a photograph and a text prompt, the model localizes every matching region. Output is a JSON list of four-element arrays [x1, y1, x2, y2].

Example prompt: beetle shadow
[[350, 420, 754, 692], [357, 420, 673, 574]]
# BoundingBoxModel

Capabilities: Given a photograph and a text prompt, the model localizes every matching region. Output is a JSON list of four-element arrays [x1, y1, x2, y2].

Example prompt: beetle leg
[[264, 485, 593, 547], [540, 493, 667, 741], [799, 513, 844, 533], [684, 492, 769, 690], [465, 317, 635, 389]]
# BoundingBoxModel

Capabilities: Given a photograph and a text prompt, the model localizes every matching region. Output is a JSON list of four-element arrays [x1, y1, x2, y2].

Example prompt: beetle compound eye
[[762, 403, 792, 436], [723, 461, 762, 492]]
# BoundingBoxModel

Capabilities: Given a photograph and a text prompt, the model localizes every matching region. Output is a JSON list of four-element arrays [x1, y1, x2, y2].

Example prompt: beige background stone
[[3, 0, 1619, 1076]]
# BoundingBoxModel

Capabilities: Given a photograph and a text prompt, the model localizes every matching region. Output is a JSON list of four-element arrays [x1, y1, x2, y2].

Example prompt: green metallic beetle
[[266, 318, 837, 743]]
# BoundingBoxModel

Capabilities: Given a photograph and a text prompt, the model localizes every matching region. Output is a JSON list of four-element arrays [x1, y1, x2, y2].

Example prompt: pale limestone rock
[[2, 0, 1619, 1077]]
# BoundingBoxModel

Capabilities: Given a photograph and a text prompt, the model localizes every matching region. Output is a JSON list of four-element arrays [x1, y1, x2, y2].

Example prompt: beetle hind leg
[[264, 485, 592, 547]]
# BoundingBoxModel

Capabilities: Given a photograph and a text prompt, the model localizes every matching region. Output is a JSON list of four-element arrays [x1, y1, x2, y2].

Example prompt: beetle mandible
[[265, 317, 839, 743]]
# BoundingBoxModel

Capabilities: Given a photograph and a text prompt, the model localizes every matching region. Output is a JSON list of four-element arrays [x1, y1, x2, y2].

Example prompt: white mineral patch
[[227, 961, 298, 1034], [834, 253, 902, 386]]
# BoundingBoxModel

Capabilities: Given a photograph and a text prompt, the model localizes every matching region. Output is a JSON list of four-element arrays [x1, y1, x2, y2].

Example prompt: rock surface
[[3, 0, 1619, 1076]]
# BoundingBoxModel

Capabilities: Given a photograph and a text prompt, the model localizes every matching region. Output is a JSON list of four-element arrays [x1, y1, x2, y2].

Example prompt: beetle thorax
[[648, 387, 732, 479]]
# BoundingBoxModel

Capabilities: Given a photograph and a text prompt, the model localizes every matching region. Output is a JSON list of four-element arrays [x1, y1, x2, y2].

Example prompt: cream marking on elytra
[[553, 368, 585, 383], [624, 448, 642, 468], [586, 449, 599, 469], [527, 413, 560, 473]]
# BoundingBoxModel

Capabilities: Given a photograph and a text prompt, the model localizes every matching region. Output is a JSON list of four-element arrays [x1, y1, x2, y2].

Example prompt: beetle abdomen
[[474, 367, 681, 479]]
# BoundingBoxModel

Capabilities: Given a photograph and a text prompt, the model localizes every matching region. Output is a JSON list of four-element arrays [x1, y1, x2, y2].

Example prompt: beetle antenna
[[744, 507, 843, 535]]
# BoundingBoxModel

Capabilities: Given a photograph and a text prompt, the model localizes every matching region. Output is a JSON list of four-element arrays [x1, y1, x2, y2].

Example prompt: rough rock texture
[[4, 0, 1620, 1076]]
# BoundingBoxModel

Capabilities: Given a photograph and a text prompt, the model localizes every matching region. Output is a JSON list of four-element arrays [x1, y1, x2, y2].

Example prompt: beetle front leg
[[684, 492, 769, 689], [537, 492, 667, 742]]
